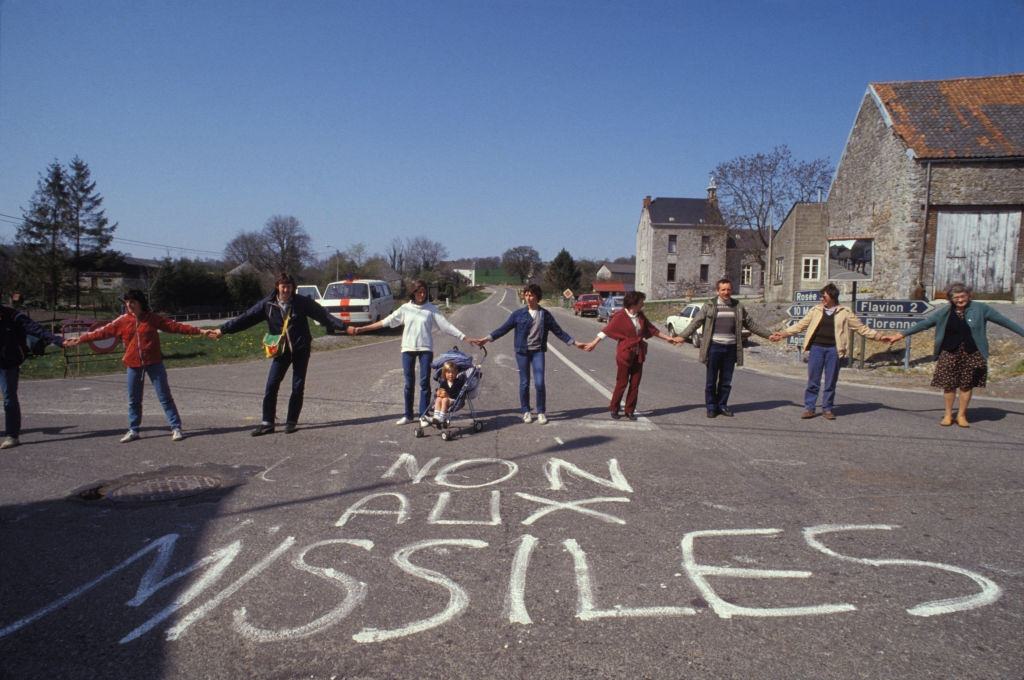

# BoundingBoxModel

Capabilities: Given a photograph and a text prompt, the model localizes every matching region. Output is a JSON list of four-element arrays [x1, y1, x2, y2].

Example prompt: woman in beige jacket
[[771, 283, 893, 419]]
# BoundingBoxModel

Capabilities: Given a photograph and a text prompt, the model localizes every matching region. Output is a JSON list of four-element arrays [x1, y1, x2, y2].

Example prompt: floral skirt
[[931, 346, 987, 391]]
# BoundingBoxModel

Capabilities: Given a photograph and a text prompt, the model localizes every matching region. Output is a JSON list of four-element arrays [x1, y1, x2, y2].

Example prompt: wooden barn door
[[934, 211, 1021, 296]]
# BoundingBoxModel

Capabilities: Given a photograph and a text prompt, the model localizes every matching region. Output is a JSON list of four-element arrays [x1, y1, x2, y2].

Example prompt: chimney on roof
[[706, 176, 718, 206], [643, 195, 651, 209]]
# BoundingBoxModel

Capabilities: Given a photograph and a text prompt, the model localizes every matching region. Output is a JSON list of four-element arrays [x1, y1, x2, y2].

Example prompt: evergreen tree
[[545, 248, 581, 293], [65, 156, 117, 309], [16, 161, 70, 311]]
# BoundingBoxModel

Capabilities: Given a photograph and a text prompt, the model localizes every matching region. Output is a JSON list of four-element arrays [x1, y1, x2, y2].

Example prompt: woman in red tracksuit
[[581, 291, 682, 419], [67, 290, 213, 442]]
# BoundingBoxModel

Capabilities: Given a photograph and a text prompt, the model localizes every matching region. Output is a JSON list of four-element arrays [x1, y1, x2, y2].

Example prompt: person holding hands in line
[[770, 282, 895, 420], [888, 282, 1024, 427], [677, 278, 773, 418], [0, 297, 65, 449], [350, 280, 483, 425], [480, 283, 586, 424], [211, 273, 348, 436], [580, 290, 682, 420], [66, 289, 214, 442]]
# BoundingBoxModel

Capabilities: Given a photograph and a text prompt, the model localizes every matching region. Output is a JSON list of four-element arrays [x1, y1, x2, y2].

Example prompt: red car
[[573, 293, 601, 317]]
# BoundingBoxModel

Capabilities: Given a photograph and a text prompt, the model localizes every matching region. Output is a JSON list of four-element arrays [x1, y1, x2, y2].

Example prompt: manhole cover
[[106, 474, 222, 503]]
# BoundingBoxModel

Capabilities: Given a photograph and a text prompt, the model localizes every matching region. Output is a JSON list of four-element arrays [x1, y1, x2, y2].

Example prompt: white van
[[321, 279, 394, 325]]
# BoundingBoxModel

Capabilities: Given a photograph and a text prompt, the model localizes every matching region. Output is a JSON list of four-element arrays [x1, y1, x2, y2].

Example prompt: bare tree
[[502, 245, 541, 283], [387, 237, 405, 274], [404, 236, 448, 275], [262, 215, 312, 275], [224, 230, 270, 269], [713, 145, 833, 265]]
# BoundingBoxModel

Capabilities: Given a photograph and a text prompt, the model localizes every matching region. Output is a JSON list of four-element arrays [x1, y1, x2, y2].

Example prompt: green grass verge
[[20, 325, 350, 380]]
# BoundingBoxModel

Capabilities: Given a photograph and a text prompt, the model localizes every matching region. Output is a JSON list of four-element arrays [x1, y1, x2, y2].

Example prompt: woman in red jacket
[[581, 291, 682, 419], [67, 290, 214, 442]]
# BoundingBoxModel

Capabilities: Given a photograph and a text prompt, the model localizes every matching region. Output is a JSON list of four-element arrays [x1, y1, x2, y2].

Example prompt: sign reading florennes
[[855, 300, 934, 316], [861, 316, 924, 331]]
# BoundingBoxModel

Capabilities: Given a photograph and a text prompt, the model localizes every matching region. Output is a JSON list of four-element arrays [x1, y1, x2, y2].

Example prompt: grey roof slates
[[648, 197, 724, 226]]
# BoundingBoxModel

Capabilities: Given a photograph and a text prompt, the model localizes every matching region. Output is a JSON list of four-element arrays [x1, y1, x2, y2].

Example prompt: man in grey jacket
[[678, 278, 772, 418]]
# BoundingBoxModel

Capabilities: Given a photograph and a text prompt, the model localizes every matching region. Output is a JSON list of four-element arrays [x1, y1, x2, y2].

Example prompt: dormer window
[[668, 217, 674, 222]]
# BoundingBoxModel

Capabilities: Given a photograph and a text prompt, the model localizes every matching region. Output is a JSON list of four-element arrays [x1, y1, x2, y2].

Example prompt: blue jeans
[[705, 343, 737, 411], [263, 348, 311, 424], [0, 366, 22, 437], [127, 362, 181, 432], [805, 344, 841, 412], [402, 351, 434, 419], [515, 350, 546, 414]]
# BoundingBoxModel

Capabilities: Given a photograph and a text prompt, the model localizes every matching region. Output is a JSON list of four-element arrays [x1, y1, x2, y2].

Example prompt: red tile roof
[[870, 73, 1024, 159]]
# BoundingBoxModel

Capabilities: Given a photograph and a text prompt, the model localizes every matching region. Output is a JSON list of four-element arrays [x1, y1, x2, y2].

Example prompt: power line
[[0, 211, 223, 256]]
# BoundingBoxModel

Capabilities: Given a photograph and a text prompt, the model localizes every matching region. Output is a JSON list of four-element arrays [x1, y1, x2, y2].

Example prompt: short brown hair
[[523, 283, 543, 299], [716, 278, 732, 289], [623, 291, 646, 308], [820, 283, 840, 302], [276, 272, 296, 286]]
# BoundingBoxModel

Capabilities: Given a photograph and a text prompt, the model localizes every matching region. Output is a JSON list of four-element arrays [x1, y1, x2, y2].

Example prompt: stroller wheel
[[473, 421, 483, 433], [440, 430, 451, 441], [415, 428, 425, 438]]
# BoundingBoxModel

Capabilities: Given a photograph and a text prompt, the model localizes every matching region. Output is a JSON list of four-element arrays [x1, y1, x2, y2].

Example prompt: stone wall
[[767, 203, 828, 302], [643, 226, 727, 300], [827, 94, 925, 299]]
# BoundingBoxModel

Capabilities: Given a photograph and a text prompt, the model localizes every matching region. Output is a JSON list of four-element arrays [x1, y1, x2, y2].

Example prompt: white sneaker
[[0, 436, 19, 449], [537, 414, 548, 425], [419, 416, 431, 427], [171, 429, 184, 442], [395, 417, 411, 425], [522, 412, 533, 424], [120, 430, 139, 443]]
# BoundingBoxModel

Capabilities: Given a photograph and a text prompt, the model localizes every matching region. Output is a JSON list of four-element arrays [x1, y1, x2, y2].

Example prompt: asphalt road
[[2, 287, 1022, 679]]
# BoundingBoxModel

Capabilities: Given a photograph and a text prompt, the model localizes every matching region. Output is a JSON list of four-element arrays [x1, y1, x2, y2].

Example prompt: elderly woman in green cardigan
[[891, 282, 1024, 427]]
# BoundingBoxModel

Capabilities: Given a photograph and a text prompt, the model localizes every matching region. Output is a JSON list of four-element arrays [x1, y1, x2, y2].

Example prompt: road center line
[[499, 301, 656, 428]]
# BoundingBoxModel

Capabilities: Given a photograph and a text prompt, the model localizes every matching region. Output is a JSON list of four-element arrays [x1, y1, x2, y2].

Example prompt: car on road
[[665, 302, 751, 344], [321, 279, 394, 326], [596, 295, 624, 323], [572, 293, 601, 317]]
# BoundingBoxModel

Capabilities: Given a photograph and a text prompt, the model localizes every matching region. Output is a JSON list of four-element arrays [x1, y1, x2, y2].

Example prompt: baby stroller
[[415, 346, 486, 441]]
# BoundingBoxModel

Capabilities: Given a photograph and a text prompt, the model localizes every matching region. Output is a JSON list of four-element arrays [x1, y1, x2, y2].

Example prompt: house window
[[667, 263, 676, 282], [741, 265, 753, 286], [802, 256, 821, 281], [668, 235, 677, 253], [699, 264, 709, 282], [701, 235, 711, 254], [774, 258, 784, 284]]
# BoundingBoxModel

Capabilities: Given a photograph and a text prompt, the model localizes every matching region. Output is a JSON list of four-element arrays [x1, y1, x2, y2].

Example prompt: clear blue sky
[[1, 0, 1021, 263]]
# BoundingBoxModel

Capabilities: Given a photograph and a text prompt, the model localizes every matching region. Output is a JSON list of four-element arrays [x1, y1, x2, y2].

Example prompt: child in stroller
[[416, 347, 484, 440]]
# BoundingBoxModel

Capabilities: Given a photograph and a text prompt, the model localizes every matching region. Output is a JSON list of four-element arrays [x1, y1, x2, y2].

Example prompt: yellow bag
[[262, 314, 290, 358]]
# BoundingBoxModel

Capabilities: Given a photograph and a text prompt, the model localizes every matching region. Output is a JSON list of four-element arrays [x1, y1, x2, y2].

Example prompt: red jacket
[[601, 309, 659, 365], [78, 312, 203, 368]]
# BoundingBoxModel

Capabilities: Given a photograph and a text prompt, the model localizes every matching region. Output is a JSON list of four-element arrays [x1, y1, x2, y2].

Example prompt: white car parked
[[665, 302, 751, 345], [321, 279, 394, 325]]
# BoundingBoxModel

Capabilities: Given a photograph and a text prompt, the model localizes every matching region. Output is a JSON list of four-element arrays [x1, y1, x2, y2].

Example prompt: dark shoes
[[801, 410, 816, 419], [284, 422, 298, 434], [718, 407, 734, 417], [251, 424, 275, 437], [610, 411, 621, 420], [625, 412, 637, 421], [706, 410, 718, 418]]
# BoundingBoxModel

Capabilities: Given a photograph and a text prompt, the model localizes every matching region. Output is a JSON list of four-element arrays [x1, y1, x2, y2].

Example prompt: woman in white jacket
[[353, 280, 482, 424]]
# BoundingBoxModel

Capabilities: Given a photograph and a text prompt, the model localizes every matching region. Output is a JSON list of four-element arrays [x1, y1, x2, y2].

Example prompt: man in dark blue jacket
[[0, 303, 65, 449], [214, 273, 347, 435], [482, 284, 584, 424]]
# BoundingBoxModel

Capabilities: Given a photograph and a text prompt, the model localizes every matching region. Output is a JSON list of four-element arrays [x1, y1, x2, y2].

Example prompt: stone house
[[635, 186, 728, 300], [725, 229, 766, 296], [765, 203, 829, 302], [826, 73, 1024, 301]]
